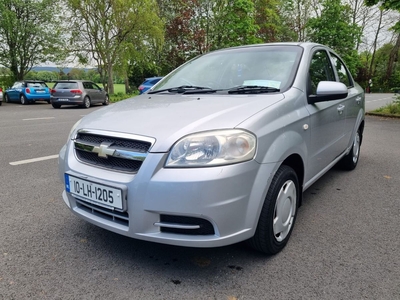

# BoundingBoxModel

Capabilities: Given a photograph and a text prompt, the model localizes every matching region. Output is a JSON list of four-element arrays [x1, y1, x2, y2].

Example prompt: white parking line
[[10, 155, 59, 166], [23, 117, 55, 121]]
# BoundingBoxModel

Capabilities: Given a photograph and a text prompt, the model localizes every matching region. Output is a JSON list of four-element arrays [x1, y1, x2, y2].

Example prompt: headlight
[[166, 129, 256, 167], [67, 119, 82, 142]]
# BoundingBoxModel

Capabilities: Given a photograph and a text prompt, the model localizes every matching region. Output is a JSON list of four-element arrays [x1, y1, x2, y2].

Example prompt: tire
[[0, 101, 2, 106], [20, 94, 28, 105], [339, 128, 361, 171], [82, 96, 91, 108], [52, 103, 61, 109], [102, 95, 109, 106], [248, 165, 299, 255], [47, 100, 51, 104], [5, 94, 9, 103]]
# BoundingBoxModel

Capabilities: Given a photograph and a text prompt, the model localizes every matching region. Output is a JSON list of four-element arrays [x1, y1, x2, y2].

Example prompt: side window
[[308, 50, 335, 95], [92, 83, 101, 90], [330, 53, 352, 87], [83, 82, 91, 89]]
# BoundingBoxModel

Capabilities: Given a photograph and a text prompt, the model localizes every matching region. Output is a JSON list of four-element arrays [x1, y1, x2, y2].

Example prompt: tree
[[211, 0, 261, 50], [307, 0, 362, 74], [253, 0, 294, 42], [280, 0, 314, 42], [66, 0, 163, 94], [157, 0, 213, 73], [0, 0, 65, 83], [364, 1, 400, 36], [365, 0, 400, 11]]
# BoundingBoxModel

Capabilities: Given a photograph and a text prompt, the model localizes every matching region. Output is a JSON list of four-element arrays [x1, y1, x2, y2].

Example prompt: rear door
[[329, 52, 363, 146], [90, 82, 104, 103], [83, 82, 101, 103]]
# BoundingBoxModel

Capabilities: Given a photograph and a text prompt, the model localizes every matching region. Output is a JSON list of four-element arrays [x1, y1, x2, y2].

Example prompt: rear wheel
[[52, 103, 61, 109], [5, 94, 10, 103], [82, 96, 91, 108], [20, 95, 28, 105], [339, 128, 361, 170], [248, 165, 299, 255]]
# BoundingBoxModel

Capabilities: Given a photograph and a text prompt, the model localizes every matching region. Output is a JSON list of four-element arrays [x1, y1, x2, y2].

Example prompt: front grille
[[76, 151, 143, 172], [76, 199, 129, 226], [77, 133, 151, 151], [159, 215, 215, 235], [74, 130, 154, 173]]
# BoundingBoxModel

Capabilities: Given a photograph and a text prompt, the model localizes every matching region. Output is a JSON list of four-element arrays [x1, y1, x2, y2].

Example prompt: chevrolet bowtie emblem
[[92, 142, 115, 158]]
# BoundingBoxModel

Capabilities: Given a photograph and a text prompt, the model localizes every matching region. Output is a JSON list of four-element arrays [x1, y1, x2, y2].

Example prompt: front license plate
[[65, 174, 123, 209]]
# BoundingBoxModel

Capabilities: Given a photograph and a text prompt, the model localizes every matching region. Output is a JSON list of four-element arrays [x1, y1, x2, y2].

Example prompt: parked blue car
[[4, 80, 51, 105], [138, 77, 162, 94]]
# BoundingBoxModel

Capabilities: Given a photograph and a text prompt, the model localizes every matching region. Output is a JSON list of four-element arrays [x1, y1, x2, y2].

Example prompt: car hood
[[76, 93, 285, 152]]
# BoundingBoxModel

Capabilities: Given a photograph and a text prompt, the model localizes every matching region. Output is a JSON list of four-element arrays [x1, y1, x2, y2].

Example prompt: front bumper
[[59, 143, 276, 248]]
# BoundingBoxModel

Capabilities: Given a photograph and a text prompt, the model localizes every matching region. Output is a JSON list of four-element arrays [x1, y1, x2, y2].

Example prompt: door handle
[[337, 104, 345, 114]]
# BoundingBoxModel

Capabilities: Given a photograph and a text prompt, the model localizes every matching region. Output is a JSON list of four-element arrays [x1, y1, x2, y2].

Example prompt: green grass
[[373, 94, 400, 116]]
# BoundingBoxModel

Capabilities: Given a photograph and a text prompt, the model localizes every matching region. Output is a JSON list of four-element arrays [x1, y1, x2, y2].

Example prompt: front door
[[304, 49, 347, 183]]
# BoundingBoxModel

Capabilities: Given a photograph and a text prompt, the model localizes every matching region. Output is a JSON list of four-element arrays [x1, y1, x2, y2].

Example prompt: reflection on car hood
[[77, 93, 285, 152]]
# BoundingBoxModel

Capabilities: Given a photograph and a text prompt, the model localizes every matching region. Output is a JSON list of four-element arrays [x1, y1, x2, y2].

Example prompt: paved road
[[0, 102, 399, 299], [365, 92, 398, 111]]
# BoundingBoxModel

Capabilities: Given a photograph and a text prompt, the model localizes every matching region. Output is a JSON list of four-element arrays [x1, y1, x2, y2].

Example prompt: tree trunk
[[124, 73, 131, 94], [384, 32, 400, 83], [369, 8, 384, 79], [107, 64, 114, 95]]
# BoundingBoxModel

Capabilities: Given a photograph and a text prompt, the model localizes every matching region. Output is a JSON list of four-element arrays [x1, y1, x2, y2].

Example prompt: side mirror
[[308, 81, 348, 104]]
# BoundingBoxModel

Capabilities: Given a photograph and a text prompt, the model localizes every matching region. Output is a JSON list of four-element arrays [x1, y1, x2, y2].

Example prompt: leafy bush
[[374, 95, 400, 115], [110, 92, 138, 103]]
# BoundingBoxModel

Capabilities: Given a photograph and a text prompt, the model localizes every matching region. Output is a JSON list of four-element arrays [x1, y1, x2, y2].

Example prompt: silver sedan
[[58, 42, 365, 255]]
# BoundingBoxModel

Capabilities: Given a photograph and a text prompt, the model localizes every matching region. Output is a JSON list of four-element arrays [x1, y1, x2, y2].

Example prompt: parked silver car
[[50, 80, 109, 109], [59, 43, 365, 255]]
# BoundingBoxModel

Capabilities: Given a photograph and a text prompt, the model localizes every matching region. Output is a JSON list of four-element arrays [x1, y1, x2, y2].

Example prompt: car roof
[[211, 42, 331, 53], [144, 77, 162, 81], [54, 80, 92, 82]]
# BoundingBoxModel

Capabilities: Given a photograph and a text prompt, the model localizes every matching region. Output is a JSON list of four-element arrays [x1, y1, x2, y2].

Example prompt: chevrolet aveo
[[59, 43, 365, 255]]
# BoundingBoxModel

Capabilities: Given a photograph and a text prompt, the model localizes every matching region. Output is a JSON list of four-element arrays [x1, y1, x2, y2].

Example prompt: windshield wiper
[[148, 85, 213, 94], [228, 85, 280, 94]]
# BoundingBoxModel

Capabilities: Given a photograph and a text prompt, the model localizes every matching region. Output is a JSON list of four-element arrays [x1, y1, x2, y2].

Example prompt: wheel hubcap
[[352, 132, 360, 164], [273, 180, 296, 242]]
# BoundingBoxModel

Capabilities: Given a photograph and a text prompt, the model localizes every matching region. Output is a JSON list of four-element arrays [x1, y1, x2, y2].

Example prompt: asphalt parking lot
[[0, 98, 399, 299]]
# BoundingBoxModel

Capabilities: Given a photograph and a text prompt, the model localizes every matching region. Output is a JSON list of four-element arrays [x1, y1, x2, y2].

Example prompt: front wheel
[[248, 165, 299, 255], [102, 95, 109, 106]]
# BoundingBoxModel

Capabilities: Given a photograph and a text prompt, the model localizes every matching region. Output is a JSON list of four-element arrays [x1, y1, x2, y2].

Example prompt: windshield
[[153, 45, 303, 92]]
